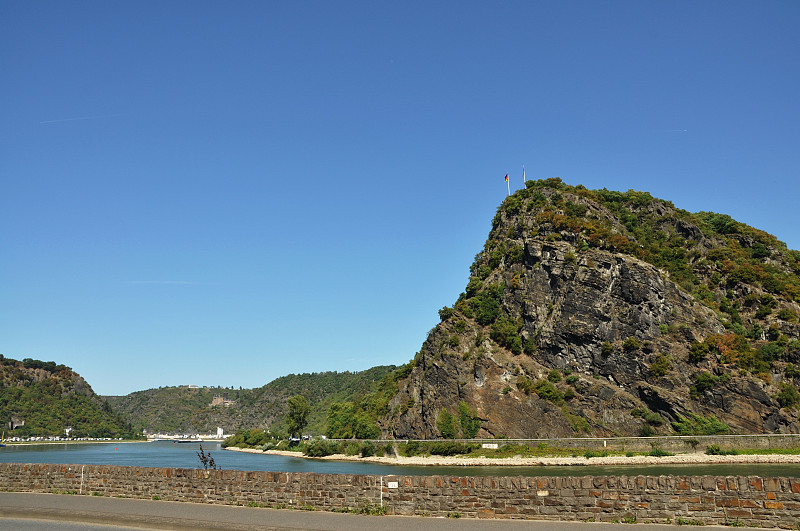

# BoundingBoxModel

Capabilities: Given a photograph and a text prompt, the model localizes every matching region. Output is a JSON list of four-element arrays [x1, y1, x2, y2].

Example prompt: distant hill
[[0, 355, 136, 438], [103, 365, 397, 435], [380, 179, 800, 438]]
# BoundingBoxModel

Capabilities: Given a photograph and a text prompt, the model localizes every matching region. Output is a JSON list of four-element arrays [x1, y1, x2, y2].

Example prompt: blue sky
[[2, 1, 798, 396]]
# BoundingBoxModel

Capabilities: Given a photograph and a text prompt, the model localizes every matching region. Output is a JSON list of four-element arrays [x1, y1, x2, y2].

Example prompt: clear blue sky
[[2, 1, 798, 396]]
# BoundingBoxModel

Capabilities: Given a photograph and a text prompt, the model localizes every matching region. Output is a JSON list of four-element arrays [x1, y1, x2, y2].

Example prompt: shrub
[[438, 306, 455, 321], [672, 413, 729, 435], [359, 441, 375, 458], [688, 341, 709, 363], [623, 337, 641, 352], [533, 379, 564, 403], [523, 338, 536, 355], [223, 429, 271, 449], [649, 354, 670, 377], [507, 245, 524, 264], [304, 439, 340, 457], [632, 408, 664, 425], [759, 342, 785, 362], [430, 442, 476, 456], [517, 376, 534, 395], [490, 317, 522, 354], [706, 444, 738, 456], [343, 442, 361, 456], [690, 371, 730, 399], [584, 450, 609, 459], [470, 285, 504, 326], [399, 441, 421, 457], [776, 383, 800, 409], [547, 369, 562, 383], [648, 448, 672, 457]]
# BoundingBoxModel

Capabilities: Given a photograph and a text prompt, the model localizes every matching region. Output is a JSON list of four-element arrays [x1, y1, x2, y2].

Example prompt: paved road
[[0, 493, 765, 530]]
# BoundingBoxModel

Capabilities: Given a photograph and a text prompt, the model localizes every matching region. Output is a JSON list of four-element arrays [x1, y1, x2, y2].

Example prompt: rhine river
[[4, 441, 800, 477]]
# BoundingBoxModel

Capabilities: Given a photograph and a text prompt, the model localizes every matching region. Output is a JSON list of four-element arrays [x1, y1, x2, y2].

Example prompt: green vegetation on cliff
[[0, 355, 137, 438], [460, 178, 800, 381], [107, 365, 398, 435]]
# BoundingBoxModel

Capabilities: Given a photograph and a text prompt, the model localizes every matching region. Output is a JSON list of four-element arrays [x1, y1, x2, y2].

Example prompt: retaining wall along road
[[1, 463, 799, 528]]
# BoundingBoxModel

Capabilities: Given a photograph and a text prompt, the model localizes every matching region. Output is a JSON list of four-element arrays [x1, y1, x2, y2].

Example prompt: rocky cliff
[[383, 179, 800, 438]]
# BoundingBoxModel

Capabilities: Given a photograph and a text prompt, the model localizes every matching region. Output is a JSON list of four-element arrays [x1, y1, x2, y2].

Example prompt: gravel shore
[[224, 446, 800, 467]]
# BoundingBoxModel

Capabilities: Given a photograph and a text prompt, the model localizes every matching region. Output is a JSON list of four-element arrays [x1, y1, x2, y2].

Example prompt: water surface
[[3, 441, 800, 477]]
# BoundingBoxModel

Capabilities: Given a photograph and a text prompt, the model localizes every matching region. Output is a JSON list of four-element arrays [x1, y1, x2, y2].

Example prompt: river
[[4, 441, 800, 477]]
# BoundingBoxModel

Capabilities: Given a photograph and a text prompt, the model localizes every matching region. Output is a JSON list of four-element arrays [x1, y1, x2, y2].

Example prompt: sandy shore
[[224, 446, 800, 467]]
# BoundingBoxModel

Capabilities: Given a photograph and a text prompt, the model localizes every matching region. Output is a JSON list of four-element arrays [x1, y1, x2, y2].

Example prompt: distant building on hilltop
[[210, 395, 235, 407]]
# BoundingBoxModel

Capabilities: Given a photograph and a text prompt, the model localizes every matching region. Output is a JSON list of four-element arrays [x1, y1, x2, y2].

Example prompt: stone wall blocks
[[2, 464, 800, 527], [764, 500, 785, 510], [725, 508, 754, 519], [715, 497, 740, 508], [765, 478, 782, 492], [701, 476, 716, 490], [537, 505, 561, 515], [477, 508, 495, 518]]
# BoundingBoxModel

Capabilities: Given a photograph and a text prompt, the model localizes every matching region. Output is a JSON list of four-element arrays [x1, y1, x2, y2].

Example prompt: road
[[0, 492, 764, 530]]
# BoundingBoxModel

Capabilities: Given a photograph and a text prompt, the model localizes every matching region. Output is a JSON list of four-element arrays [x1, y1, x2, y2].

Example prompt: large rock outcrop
[[382, 180, 800, 438]]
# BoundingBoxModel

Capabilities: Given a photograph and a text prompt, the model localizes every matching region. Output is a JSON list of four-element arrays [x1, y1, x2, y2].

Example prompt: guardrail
[[326, 433, 800, 452]]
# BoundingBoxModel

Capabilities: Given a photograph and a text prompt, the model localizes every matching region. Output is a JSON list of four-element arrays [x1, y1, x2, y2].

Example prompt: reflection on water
[[2, 441, 800, 477]]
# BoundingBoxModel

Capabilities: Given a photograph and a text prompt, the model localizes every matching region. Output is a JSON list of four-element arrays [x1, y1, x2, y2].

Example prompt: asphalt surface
[[0, 492, 766, 531]]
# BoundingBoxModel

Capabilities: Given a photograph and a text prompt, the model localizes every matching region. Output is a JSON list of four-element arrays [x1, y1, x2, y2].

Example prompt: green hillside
[[104, 365, 397, 435], [0, 355, 137, 438]]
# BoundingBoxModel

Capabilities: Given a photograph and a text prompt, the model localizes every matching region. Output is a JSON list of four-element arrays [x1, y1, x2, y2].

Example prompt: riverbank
[[224, 446, 800, 467]]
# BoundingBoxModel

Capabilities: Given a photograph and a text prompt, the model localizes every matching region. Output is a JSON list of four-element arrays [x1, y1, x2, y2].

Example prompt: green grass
[[732, 447, 800, 455], [468, 443, 579, 459]]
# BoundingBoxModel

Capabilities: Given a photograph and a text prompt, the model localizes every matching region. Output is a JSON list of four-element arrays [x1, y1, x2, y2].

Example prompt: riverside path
[[0, 493, 765, 531]]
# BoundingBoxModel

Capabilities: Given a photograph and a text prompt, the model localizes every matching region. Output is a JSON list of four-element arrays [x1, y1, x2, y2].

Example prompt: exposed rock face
[[383, 181, 800, 438]]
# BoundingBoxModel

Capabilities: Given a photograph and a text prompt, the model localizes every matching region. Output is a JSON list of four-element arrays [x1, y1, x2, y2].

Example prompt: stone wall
[[1, 463, 799, 528]]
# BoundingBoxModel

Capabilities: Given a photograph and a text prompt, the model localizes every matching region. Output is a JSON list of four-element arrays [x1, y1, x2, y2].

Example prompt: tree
[[286, 395, 310, 438], [436, 408, 458, 439], [457, 401, 481, 438]]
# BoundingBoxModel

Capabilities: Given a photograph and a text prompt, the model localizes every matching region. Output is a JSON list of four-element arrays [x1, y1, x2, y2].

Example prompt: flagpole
[[507, 174, 510, 196], [522, 165, 526, 188]]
